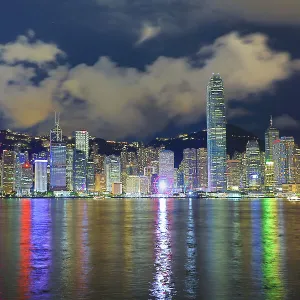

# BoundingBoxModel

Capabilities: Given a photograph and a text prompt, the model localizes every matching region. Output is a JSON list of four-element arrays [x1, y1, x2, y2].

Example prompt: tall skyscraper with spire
[[265, 116, 279, 162], [50, 113, 67, 191], [206, 74, 227, 192]]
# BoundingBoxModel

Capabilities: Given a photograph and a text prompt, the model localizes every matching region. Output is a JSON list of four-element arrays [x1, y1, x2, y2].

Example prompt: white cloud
[[136, 22, 161, 45], [0, 30, 64, 65], [273, 114, 299, 129], [0, 31, 299, 139]]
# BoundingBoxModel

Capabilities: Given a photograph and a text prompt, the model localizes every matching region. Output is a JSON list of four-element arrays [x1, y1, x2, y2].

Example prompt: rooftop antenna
[[270, 115, 273, 127]]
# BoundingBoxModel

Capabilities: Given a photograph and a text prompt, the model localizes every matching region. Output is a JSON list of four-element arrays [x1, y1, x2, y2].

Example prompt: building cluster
[[0, 74, 299, 197]]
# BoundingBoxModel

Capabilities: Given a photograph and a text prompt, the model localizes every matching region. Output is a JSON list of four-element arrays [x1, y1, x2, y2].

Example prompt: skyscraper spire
[[270, 115, 273, 127]]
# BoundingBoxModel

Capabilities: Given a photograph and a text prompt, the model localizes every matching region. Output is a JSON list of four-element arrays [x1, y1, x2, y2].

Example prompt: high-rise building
[[273, 137, 295, 187], [1, 150, 16, 195], [294, 147, 300, 184], [158, 150, 174, 194], [206, 74, 227, 192], [73, 150, 87, 192], [264, 161, 275, 192], [245, 140, 262, 191], [50, 113, 66, 191], [15, 151, 26, 195], [126, 175, 149, 195], [183, 148, 198, 191], [105, 155, 121, 192], [87, 161, 95, 193], [20, 162, 33, 195], [197, 148, 208, 190], [75, 130, 89, 159], [34, 159, 48, 193], [227, 160, 241, 191], [66, 145, 74, 191], [265, 116, 279, 162]]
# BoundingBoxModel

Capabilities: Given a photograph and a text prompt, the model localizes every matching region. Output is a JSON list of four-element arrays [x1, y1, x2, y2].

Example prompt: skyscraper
[[105, 155, 121, 192], [1, 150, 16, 195], [73, 150, 87, 192], [66, 145, 74, 191], [158, 150, 174, 194], [245, 140, 262, 191], [20, 162, 33, 195], [34, 159, 48, 193], [197, 148, 208, 190], [206, 74, 227, 192], [273, 137, 295, 187], [50, 113, 66, 191], [182, 148, 197, 191], [265, 116, 279, 162], [75, 130, 89, 159]]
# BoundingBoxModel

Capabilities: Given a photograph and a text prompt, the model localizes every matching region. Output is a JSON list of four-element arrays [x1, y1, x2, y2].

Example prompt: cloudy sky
[[0, 0, 299, 141]]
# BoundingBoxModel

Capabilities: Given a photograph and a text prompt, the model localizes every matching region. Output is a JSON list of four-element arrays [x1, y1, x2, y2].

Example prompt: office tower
[[75, 130, 89, 159], [183, 148, 198, 191], [87, 161, 95, 193], [265, 116, 279, 162], [112, 182, 122, 195], [206, 74, 227, 192], [294, 147, 300, 184], [264, 161, 275, 192], [15, 152, 26, 195], [245, 140, 262, 191], [197, 148, 208, 190], [151, 174, 159, 194], [95, 173, 106, 193], [73, 150, 87, 192], [20, 162, 33, 195], [105, 155, 121, 192], [176, 163, 185, 192], [66, 145, 74, 191], [158, 150, 174, 194], [273, 137, 295, 187], [50, 113, 66, 191], [227, 160, 241, 191], [34, 159, 48, 193], [1, 150, 16, 195], [126, 175, 149, 195]]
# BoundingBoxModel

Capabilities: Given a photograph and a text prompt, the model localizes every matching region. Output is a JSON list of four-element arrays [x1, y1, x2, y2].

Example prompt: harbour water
[[0, 197, 299, 299]]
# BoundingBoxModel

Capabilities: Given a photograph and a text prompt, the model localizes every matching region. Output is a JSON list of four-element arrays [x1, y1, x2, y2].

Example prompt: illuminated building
[[15, 151, 26, 195], [95, 173, 106, 193], [183, 148, 197, 191], [50, 113, 66, 191], [245, 140, 262, 191], [226, 160, 241, 191], [20, 162, 33, 195], [112, 182, 122, 195], [1, 150, 16, 195], [265, 116, 279, 162], [294, 147, 300, 184], [197, 148, 208, 190], [159, 150, 174, 193], [264, 161, 275, 192], [206, 74, 227, 192], [73, 150, 87, 192], [86, 161, 95, 193], [273, 137, 295, 187], [34, 159, 48, 193], [66, 145, 74, 191], [105, 155, 121, 192], [126, 175, 149, 195], [75, 130, 89, 159], [176, 164, 185, 192], [151, 174, 159, 194], [150, 160, 159, 174]]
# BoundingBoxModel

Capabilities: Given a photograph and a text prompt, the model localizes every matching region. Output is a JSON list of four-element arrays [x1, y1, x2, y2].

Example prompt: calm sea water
[[0, 198, 299, 300]]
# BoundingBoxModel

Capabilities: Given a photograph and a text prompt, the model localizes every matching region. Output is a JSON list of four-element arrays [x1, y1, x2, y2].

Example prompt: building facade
[[206, 74, 227, 192], [34, 159, 48, 193]]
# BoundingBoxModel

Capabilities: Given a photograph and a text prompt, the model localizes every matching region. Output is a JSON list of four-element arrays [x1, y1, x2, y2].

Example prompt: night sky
[[0, 0, 299, 142]]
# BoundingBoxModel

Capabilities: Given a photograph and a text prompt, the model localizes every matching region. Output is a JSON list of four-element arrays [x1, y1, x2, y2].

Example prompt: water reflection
[[184, 199, 197, 298], [262, 199, 285, 299], [151, 198, 175, 299], [0, 198, 299, 300], [19, 199, 31, 300]]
